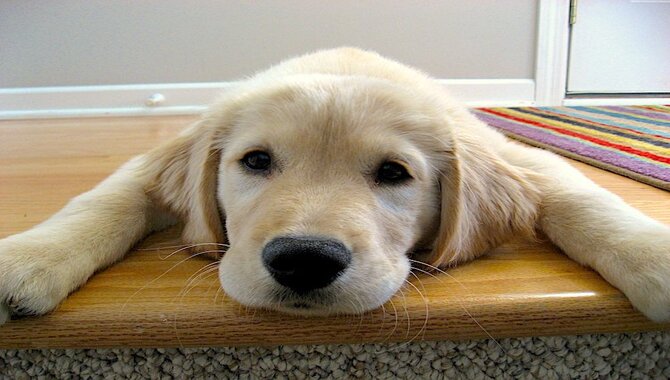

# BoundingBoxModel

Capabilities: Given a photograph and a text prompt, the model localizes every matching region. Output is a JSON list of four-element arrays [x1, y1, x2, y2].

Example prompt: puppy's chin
[[272, 304, 365, 317], [270, 298, 352, 317], [222, 282, 398, 317], [265, 287, 386, 316]]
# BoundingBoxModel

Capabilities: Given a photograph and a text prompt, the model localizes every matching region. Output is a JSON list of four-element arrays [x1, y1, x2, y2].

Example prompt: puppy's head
[[146, 75, 538, 315]]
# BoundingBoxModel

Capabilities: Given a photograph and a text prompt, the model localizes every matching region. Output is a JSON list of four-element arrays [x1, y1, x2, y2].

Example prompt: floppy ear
[[141, 119, 226, 257], [430, 133, 540, 267]]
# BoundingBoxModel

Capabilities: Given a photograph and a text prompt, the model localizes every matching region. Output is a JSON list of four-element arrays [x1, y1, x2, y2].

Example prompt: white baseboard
[[438, 79, 535, 108], [563, 97, 670, 106], [0, 83, 227, 119], [0, 79, 535, 119]]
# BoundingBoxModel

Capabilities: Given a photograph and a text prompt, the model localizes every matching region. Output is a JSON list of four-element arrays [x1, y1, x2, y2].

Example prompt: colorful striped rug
[[472, 105, 670, 191]]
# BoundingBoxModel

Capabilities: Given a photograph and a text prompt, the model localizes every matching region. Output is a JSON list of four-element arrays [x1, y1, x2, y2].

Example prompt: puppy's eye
[[376, 161, 412, 184], [241, 150, 272, 172]]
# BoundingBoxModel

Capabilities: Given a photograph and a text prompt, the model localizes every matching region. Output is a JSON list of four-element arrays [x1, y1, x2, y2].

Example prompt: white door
[[567, 0, 670, 95]]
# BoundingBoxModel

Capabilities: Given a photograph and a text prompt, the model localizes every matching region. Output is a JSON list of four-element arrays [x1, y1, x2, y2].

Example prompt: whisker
[[174, 264, 219, 312], [121, 249, 225, 311], [172, 266, 219, 348], [214, 287, 227, 305], [377, 297, 399, 348], [403, 277, 429, 345], [179, 262, 219, 299], [399, 286, 411, 340], [377, 302, 388, 337], [375, 280, 429, 354], [134, 239, 182, 251], [409, 263, 507, 355], [375, 284, 411, 354], [245, 281, 270, 314], [342, 296, 363, 332], [137, 242, 229, 252], [135, 243, 230, 253], [352, 294, 366, 334], [388, 285, 411, 343], [157, 243, 228, 260], [409, 270, 428, 297], [349, 290, 366, 316], [205, 266, 222, 297], [409, 259, 472, 291], [409, 258, 454, 277]]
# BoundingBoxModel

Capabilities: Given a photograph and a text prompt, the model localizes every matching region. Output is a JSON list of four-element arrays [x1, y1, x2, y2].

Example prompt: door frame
[[535, 0, 670, 106]]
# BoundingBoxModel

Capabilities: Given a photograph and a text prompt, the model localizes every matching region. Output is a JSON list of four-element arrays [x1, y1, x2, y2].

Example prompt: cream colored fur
[[1, 48, 669, 324]]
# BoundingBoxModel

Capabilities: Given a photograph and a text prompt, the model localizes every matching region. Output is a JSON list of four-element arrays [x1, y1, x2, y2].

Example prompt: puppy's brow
[[239, 146, 272, 158]]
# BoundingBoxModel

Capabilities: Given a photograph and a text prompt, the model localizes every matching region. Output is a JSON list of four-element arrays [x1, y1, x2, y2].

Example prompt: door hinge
[[569, 0, 578, 25]]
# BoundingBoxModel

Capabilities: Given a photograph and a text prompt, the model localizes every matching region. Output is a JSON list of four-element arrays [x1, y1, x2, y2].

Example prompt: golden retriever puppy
[[1, 48, 669, 324]]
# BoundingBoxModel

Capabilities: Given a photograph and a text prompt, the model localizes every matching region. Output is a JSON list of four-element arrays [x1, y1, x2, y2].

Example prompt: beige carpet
[[1, 331, 669, 379]]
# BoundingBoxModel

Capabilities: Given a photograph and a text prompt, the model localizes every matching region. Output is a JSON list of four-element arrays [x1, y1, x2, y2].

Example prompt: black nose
[[262, 236, 352, 294]]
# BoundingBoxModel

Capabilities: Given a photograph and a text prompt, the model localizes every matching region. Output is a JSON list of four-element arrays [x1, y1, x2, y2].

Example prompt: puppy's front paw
[[624, 270, 670, 323], [0, 239, 71, 324], [616, 228, 670, 322]]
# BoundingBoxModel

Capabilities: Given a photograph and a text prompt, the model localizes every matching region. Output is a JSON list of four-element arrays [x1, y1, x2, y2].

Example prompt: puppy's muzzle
[[262, 236, 351, 294]]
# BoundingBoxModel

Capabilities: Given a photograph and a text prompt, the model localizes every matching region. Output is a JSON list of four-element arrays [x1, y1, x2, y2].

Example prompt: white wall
[[0, 1, 538, 117], [1, 1, 537, 87]]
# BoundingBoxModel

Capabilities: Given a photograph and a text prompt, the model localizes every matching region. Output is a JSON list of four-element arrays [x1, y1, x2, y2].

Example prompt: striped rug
[[472, 105, 670, 191]]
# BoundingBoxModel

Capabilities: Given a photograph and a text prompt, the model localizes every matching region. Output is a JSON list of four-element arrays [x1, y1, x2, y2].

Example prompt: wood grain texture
[[0, 116, 668, 349]]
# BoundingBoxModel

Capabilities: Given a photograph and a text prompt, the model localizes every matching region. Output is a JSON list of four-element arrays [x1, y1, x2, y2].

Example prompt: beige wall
[[0, 1, 538, 88]]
